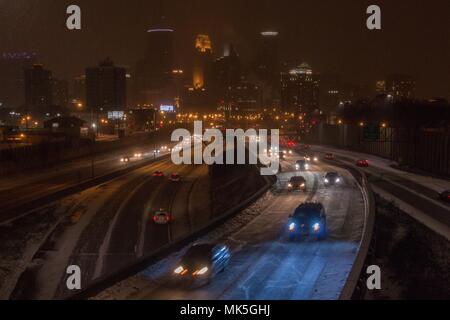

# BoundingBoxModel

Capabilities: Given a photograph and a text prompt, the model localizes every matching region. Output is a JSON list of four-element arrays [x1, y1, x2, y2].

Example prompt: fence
[[307, 123, 450, 177]]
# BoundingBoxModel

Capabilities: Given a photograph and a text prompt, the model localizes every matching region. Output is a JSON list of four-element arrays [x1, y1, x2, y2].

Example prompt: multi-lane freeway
[[0, 140, 172, 224], [94, 152, 366, 300], [3, 150, 211, 300]]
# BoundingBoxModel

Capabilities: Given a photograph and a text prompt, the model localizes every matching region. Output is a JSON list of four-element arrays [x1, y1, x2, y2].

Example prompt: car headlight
[[324, 179, 329, 183], [288, 183, 293, 188], [305, 164, 309, 169], [313, 223, 320, 232], [301, 183, 305, 188], [314, 157, 318, 162], [336, 178, 341, 183], [289, 223, 296, 231], [174, 266, 185, 274], [194, 267, 209, 276]]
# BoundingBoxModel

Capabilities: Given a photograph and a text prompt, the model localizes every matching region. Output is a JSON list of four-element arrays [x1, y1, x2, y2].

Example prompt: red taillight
[[447, 195, 450, 199]]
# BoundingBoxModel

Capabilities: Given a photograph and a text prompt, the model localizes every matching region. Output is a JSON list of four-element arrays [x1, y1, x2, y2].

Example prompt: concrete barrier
[[67, 167, 275, 300], [338, 163, 376, 300]]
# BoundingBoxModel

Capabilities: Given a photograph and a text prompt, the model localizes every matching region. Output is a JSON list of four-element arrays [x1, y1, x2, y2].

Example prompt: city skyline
[[1, 0, 450, 98], [0, 1, 449, 304]]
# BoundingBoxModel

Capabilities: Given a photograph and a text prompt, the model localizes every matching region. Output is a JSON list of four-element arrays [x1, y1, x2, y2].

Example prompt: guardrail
[[338, 163, 376, 300], [67, 165, 275, 300]]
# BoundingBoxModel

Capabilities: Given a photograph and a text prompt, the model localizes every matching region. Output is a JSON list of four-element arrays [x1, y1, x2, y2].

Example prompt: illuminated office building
[[281, 62, 320, 114], [193, 34, 213, 89]]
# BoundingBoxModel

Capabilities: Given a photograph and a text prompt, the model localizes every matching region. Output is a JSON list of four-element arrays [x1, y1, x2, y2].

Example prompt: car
[[288, 176, 307, 192], [283, 149, 293, 156], [439, 190, 450, 203], [170, 173, 181, 182], [287, 140, 296, 148], [356, 159, 370, 167], [120, 156, 130, 163], [275, 151, 286, 160], [295, 159, 309, 171], [134, 152, 143, 159], [301, 144, 311, 150], [153, 171, 165, 177], [324, 172, 341, 186], [287, 203, 327, 241], [267, 149, 285, 160], [324, 153, 335, 160], [152, 210, 172, 225], [173, 243, 231, 285]]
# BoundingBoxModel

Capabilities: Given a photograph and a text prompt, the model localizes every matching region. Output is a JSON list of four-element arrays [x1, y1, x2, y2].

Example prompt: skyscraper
[[257, 31, 280, 86], [52, 79, 69, 108], [135, 28, 174, 107], [0, 52, 37, 109], [73, 75, 86, 107], [281, 62, 320, 114], [212, 44, 241, 91], [24, 64, 53, 111], [193, 34, 213, 89], [86, 58, 127, 112]]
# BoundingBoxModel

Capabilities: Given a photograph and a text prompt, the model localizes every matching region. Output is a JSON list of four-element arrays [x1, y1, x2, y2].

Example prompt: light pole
[[153, 108, 157, 159], [90, 108, 96, 179]]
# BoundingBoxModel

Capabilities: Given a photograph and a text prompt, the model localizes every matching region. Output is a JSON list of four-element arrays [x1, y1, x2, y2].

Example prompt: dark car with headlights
[[173, 243, 231, 286], [287, 203, 327, 241], [288, 176, 307, 192], [295, 159, 309, 171], [324, 172, 341, 186]]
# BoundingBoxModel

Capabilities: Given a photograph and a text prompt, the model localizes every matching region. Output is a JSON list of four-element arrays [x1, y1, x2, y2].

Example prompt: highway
[[94, 152, 366, 300], [5, 152, 211, 300], [311, 145, 450, 240], [0, 139, 171, 224]]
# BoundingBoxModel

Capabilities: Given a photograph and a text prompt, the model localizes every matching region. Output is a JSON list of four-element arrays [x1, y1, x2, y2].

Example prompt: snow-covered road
[[94, 154, 366, 300], [311, 145, 450, 240]]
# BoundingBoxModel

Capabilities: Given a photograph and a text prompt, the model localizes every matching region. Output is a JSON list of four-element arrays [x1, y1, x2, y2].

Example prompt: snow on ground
[[372, 186, 450, 241], [94, 158, 366, 300], [312, 145, 450, 193], [0, 196, 79, 299]]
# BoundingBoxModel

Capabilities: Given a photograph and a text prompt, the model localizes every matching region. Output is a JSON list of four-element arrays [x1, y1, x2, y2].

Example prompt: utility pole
[[153, 108, 157, 158]]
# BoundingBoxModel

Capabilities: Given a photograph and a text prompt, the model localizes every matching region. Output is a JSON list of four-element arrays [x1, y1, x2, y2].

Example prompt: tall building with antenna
[[134, 11, 175, 108]]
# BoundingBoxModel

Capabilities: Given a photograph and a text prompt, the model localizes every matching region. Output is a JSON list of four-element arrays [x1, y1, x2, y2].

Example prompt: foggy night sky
[[0, 0, 449, 98]]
